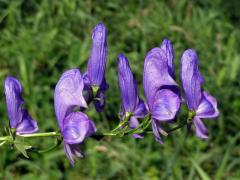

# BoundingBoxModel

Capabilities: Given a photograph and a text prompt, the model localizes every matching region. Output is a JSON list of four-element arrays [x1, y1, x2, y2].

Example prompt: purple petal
[[83, 72, 91, 89], [83, 73, 108, 112], [133, 99, 147, 118], [82, 72, 93, 105], [54, 69, 87, 130], [83, 72, 92, 93], [129, 116, 144, 139], [62, 112, 97, 144], [193, 116, 208, 139], [93, 78, 108, 112], [87, 23, 107, 86], [93, 91, 105, 112], [64, 143, 83, 166], [160, 38, 174, 77], [118, 54, 138, 113], [143, 47, 178, 110], [4, 76, 24, 129], [180, 49, 204, 110], [196, 91, 219, 119], [4, 76, 38, 134], [99, 77, 109, 92], [151, 119, 163, 144], [151, 89, 180, 121], [16, 110, 38, 135]]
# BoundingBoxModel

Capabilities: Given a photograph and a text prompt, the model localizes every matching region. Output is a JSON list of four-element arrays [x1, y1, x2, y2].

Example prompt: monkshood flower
[[180, 49, 219, 139], [143, 45, 181, 143], [54, 69, 96, 165], [118, 54, 147, 138], [84, 23, 108, 112], [4, 76, 38, 135]]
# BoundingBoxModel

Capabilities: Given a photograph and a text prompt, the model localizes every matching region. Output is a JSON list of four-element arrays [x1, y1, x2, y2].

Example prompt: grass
[[0, 0, 240, 179]]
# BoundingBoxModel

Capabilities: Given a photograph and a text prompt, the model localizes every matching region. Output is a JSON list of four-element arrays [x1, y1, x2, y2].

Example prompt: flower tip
[[160, 38, 173, 53], [4, 76, 22, 91], [117, 53, 131, 74], [117, 53, 125, 60], [95, 22, 105, 28], [182, 49, 198, 61], [117, 53, 128, 64], [147, 47, 162, 56], [92, 23, 107, 41], [181, 49, 200, 70], [161, 38, 172, 45], [5, 76, 16, 82]]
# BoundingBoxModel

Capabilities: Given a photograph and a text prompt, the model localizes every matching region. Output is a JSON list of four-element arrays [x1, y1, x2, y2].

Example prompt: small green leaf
[[14, 137, 32, 158]]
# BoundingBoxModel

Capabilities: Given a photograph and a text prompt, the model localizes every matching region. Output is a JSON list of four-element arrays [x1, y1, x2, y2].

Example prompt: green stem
[[125, 114, 151, 135], [101, 132, 116, 136], [163, 111, 195, 134], [30, 137, 62, 153], [0, 112, 195, 143], [0, 136, 11, 141], [111, 112, 132, 133], [0, 141, 7, 146], [143, 121, 189, 135], [19, 132, 61, 138], [166, 120, 189, 134]]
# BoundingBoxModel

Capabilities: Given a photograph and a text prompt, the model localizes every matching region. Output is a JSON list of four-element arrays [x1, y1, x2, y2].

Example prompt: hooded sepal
[[4, 76, 38, 134], [180, 49, 204, 110], [118, 53, 138, 113], [54, 69, 87, 130], [87, 23, 107, 86], [143, 47, 178, 110]]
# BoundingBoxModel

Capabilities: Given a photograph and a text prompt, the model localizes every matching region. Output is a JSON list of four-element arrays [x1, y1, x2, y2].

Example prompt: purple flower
[[118, 54, 147, 138], [87, 23, 107, 87], [84, 23, 108, 112], [143, 43, 181, 143], [181, 49, 219, 139], [54, 69, 96, 165], [4, 76, 38, 135]]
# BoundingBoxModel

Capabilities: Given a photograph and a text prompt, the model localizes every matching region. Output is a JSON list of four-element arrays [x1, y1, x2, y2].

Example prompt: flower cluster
[[2, 23, 219, 165]]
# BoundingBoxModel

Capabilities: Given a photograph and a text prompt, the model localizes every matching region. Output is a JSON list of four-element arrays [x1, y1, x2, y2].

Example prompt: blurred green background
[[0, 0, 240, 179]]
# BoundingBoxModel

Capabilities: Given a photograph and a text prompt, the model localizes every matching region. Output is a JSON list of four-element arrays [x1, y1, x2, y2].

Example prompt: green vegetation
[[0, 0, 239, 179]]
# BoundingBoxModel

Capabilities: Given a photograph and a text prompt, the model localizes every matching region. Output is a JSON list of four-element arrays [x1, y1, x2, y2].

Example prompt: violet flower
[[84, 23, 108, 112], [143, 42, 181, 143], [180, 49, 219, 138], [118, 54, 147, 138], [4, 76, 38, 135], [54, 69, 96, 165]]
